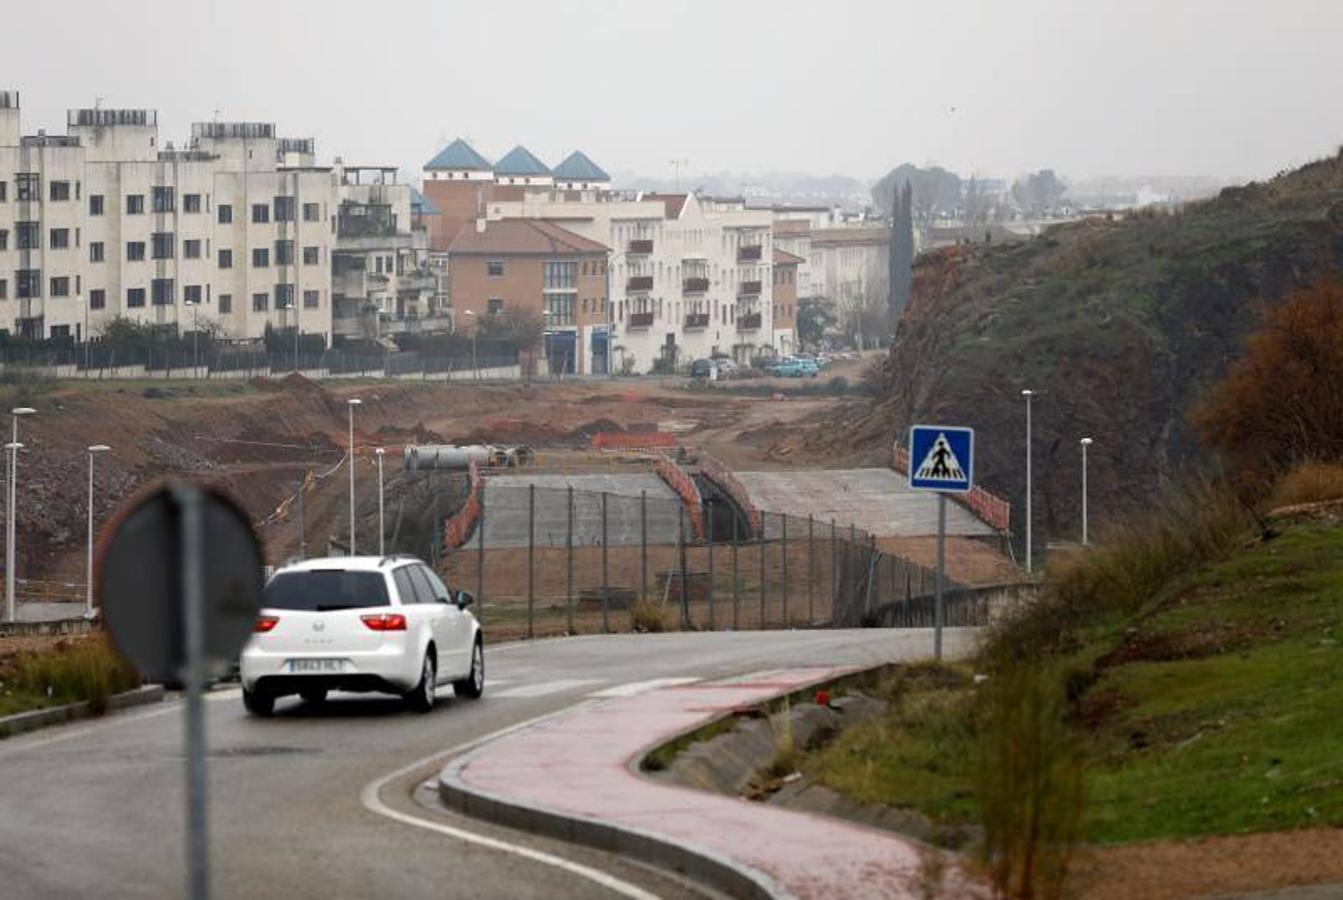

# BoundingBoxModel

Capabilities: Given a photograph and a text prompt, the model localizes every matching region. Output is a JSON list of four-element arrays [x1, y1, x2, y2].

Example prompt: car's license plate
[[287, 658, 344, 673]]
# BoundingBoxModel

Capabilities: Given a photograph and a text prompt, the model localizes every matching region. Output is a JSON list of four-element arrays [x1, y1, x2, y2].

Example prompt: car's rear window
[[263, 570, 390, 611]]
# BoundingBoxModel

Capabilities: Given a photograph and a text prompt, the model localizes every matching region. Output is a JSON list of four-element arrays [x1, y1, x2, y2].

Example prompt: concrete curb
[[0, 684, 165, 740], [0, 617, 100, 638], [436, 670, 867, 900]]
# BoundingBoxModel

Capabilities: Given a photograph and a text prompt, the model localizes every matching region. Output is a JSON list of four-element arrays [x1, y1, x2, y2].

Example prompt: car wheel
[[454, 640, 485, 700], [406, 651, 436, 713], [242, 687, 274, 717], [299, 687, 328, 705]]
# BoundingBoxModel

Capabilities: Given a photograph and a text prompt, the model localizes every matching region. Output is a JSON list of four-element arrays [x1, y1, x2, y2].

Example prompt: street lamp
[[375, 447, 386, 556], [183, 299, 200, 374], [1080, 437, 1094, 546], [463, 310, 478, 380], [347, 398, 362, 554], [85, 444, 110, 618], [5, 407, 35, 622], [1021, 389, 1034, 575]]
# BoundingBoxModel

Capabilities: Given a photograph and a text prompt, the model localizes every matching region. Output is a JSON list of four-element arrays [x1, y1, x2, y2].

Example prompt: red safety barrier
[[699, 452, 763, 536], [442, 460, 484, 552], [892, 445, 1011, 532], [591, 431, 676, 450], [650, 455, 705, 541]]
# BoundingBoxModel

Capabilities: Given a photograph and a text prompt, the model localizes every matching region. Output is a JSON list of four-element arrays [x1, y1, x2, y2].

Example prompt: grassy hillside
[[827, 150, 1343, 548], [806, 515, 1343, 846]]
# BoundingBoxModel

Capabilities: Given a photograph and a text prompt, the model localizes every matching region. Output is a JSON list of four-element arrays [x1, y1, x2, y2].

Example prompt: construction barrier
[[892, 445, 1011, 532], [442, 460, 484, 551], [698, 452, 763, 536], [591, 431, 676, 450], [649, 454, 705, 541]]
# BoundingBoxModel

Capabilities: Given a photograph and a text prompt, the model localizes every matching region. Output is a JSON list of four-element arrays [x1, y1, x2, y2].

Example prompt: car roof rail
[[378, 553, 418, 567]]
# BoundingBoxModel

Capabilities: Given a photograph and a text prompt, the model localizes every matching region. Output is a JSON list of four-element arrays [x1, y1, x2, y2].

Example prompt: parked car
[[689, 358, 717, 379], [769, 358, 819, 378], [713, 358, 740, 378], [239, 555, 484, 715]]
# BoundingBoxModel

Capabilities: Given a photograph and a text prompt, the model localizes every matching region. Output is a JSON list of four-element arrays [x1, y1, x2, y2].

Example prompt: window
[[44, 227, 64, 249], [15, 173, 39, 201], [392, 569, 420, 605], [184, 239, 202, 259], [274, 240, 294, 265], [302, 202, 320, 222], [49, 277, 70, 297], [273, 196, 295, 222], [127, 288, 145, 308], [49, 180, 71, 201], [251, 203, 269, 224], [545, 294, 574, 326], [50, 325, 71, 339], [275, 284, 295, 309], [406, 566, 445, 604], [127, 241, 146, 261], [17, 270, 40, 298], [89, 289, 106, 310], [0, 229, 6, 250], [263, 570, 389, 611], [252, 292, 268, 312], [0, 279, 6, 299], [487, 297, 504, 315], [543, 261, 577, 289], [126, 194, 144, 215], [16, 221, 39, 250], [218, 248, 233, 269], [303, 289, 320, 309], [89, 194, 104, 216], [0, 181, 6, 202], [89, 241, 105, 263], [303, 245, 319, 265], [252, 248, 269, 268], [151, 278, 174, 305], [183, 194, 202, 213], [218, 294, 233, 313], [151, 232, 175, 259], [487, 261, 504, 277], [152, 186, 175, 212], [184, 285, 203, 305], [218, 204, 232, 224]]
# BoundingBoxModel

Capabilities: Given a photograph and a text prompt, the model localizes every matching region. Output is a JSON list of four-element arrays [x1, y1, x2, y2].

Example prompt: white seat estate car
[[240, 555, 484, 715]]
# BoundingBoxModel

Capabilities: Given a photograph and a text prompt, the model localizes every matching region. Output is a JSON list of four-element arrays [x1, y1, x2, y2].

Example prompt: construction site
[[1, 360, 1023, 641]]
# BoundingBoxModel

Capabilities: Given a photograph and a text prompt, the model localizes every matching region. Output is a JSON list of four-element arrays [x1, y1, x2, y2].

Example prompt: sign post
[[908, 425, 975, 660], [98, 481, 265, 900]]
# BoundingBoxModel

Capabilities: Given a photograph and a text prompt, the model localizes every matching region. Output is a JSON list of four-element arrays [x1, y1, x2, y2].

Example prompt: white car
[[240, 555, 484, 716]]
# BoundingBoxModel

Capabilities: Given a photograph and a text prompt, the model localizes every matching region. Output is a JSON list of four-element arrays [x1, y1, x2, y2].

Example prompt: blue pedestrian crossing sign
[[908, 425, 974, 493]]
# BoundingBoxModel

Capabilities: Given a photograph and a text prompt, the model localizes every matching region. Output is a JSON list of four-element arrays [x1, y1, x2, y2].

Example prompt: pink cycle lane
[[439, 667, 985, 899]]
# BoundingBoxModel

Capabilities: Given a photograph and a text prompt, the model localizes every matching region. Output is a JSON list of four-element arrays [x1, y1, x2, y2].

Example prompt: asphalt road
[[0, 628, 978, 900]]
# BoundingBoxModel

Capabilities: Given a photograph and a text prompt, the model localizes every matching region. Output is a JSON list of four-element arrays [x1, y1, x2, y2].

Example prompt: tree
[[872, 163, 962, 225], [1195, 278, 1343, 487], [796, 298, 837, 349], [477, 305, 544, 348], [1011, 169, 1067, 217], [964, 176, 993, 227]]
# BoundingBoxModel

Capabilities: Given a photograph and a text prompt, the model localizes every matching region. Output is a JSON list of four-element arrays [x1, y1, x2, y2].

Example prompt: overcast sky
[[7, 0, 1341, 184]]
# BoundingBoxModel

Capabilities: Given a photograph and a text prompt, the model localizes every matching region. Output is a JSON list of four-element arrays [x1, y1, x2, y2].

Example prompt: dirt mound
[[451, 418, 570, 446], [249, 373, 326, 395], [375, 422, 446, 445], [569, 418, 626, 439]]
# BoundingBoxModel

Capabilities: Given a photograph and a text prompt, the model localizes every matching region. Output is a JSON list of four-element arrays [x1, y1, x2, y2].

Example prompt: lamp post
[[6, 406, 35, 622], [85, 444, 110, 618], [347, 398, 362, 554], [463, 309, 478, 380], [1080, 437, 1094, 546], [375, 447, 386, 556], [1021, 389, 1034, 575]]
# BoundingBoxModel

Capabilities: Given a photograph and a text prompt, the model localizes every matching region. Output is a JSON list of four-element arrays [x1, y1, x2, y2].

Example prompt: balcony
[[737, 245, 763, 262], [627, 275, 653, 292], [683, 313, 710, 330], [628, 311, 654, 328], [738, 280, 762, 296], [628, 239, 654, 255], [737, 313, 762, 331], [682, 277, 709, 294]]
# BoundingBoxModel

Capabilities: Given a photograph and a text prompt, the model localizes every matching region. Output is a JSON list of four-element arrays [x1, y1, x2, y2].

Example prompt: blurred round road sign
[[98, 482, 265, 682]]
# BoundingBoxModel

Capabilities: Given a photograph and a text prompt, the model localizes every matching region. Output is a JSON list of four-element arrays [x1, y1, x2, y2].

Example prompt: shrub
[[16, 636, 142, 714], [975, 661, 1084, 900], [630, 598, 674, 633], [1268, 462, 1343, 509]]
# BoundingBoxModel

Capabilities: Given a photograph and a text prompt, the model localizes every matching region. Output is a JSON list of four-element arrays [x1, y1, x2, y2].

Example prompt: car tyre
[[242, 687, 274, 717], [454, 640, 485, 700], [406, 651, 436, 713], [299, 687, 328, 705]]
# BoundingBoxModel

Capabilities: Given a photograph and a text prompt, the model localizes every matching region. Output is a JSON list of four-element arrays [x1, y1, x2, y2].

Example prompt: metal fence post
[[527, 483, 535, 640], [640, 489, 648, 601], [807, 514, 815, 626], [781, 513, 789, 627], [476, 492, 485, 626], [566, 484, 574, 635], [732, 536, 740, 630], [759, 512, 767, 629], [707, 507, 716, 631], [830, 518, 838, 621], [601, 491, 610, 634], [677, 502, 688, 630]]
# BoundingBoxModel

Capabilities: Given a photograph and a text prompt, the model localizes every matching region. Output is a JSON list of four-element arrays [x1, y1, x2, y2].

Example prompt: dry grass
[[629, 598, 675, 633], [1268, 462, 1343, 509], [5, 635, 141, 716]]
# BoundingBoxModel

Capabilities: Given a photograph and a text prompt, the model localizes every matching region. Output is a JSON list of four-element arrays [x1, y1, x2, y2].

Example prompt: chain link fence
[[440, 482, 988, 641]]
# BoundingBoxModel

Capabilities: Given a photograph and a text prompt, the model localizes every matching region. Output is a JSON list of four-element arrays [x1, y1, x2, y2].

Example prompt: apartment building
[[772, 248, 802, 354], [808, 225, 890, 345]]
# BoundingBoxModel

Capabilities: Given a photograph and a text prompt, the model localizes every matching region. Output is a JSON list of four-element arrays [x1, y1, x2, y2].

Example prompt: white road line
[[588, 677, 700, 698], [491, 678, 605, 699], [359, 702, 660, 900]]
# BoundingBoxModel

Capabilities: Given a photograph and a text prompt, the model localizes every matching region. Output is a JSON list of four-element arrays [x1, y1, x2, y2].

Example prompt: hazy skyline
[[7, 0, 1342, 185]]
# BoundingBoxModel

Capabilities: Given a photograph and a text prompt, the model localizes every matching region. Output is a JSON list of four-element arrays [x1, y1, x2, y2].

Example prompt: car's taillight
[[361, 613, 407, 631], [254, 616, 279, 633]]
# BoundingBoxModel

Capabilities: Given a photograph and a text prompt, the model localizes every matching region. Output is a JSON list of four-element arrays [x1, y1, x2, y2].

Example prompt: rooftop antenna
[[670, 158, 690, 191]]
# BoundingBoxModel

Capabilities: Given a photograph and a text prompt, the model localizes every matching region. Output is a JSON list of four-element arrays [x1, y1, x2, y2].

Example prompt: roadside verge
[[0, 684, 165, 740]]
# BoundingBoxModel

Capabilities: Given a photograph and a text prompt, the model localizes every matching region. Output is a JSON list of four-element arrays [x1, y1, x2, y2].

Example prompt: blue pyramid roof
[[424, 138, 491, 172], [553, 150, 610, 183], [494, 145, 552, 177], [409, 186, 440, 216]]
